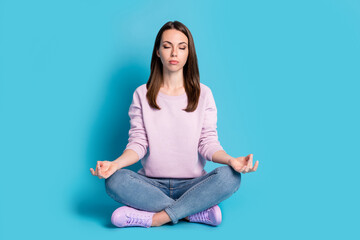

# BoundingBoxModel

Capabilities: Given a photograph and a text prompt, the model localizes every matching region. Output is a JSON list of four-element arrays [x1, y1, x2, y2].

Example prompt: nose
[[171, 48, 177, 57]]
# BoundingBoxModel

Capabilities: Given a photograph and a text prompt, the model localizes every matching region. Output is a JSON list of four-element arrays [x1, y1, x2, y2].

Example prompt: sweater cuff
[[207, 145, 224, 162], [125, 144, 145, 160]]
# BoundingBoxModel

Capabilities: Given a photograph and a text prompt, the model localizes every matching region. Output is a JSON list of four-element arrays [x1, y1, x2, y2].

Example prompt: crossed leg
[[105, 166, 241, 226], [105, 169, 175, 226]]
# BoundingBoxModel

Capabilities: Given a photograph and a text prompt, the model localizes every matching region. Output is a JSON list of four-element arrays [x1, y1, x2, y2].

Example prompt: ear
[[156, 49, 160, 57]]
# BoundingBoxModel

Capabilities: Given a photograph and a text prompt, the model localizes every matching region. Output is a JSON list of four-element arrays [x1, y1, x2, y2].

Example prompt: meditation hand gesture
[[90, 161, 118, 179], [228, 154, 259, 174]]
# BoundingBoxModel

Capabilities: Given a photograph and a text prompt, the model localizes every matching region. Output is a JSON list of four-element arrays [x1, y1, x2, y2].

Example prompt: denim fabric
[[105, 165, 241, 224]]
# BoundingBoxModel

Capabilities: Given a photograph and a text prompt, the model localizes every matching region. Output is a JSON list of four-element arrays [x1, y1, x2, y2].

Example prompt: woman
[[90, 20, 259, 228]]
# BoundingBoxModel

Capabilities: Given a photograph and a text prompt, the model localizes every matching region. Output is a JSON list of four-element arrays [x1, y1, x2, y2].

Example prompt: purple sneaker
[[188, 205, 222, 226], [111, 206, 156, 228]]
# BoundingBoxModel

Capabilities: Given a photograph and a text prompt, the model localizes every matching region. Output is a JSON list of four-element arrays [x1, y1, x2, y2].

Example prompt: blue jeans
[[105, 165, 241, 224]]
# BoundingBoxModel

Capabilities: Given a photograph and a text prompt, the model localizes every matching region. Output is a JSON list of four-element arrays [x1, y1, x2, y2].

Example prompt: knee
[[215, 165, 241, 192], [105, 168, 132, 193]]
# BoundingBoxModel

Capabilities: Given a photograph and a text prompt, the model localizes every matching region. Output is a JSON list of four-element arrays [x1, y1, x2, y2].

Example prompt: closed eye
[[164, 46, 186, 50]]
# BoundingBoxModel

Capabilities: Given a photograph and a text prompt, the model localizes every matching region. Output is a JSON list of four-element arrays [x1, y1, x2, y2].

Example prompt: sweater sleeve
[[198, 88, 224, 161], [124, 89, 148, 160]]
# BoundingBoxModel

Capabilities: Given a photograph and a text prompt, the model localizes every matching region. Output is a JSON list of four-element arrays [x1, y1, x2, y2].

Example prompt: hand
[[90, 160, 119, 179], [228, 154, 259, 174]]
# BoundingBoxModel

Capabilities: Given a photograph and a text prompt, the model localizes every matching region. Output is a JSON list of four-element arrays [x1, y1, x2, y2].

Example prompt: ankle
[[151, 213, 162, 227], [151, 211, 171, 227]]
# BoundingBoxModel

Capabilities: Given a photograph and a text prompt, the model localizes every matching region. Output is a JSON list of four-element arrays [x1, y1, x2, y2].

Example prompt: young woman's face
[[156, 29, 189, 73]]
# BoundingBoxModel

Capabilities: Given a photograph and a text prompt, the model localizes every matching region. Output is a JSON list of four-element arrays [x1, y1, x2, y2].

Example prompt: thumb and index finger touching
[[247, 154, 259, 172], [90, 161, 106, 178]]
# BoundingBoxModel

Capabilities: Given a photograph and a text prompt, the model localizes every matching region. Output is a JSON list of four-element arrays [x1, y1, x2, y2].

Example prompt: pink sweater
[[124, 83, 224, 178]]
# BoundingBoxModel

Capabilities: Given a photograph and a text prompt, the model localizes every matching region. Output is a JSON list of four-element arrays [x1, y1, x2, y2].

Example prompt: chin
[[171, 67, 184, 72], [165, 66, 183, 72]]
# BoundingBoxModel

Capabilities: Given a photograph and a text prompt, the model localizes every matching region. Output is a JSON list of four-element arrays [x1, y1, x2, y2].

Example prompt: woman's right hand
[[90, 160, 119, 179]]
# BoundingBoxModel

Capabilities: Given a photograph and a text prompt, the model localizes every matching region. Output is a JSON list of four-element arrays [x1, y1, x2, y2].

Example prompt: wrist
[[227, 157, 235, 166], [113, 159, 123, 170]]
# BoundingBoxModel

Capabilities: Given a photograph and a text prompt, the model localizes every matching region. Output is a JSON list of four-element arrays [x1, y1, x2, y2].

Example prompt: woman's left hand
[[228, 154, 259, 174]]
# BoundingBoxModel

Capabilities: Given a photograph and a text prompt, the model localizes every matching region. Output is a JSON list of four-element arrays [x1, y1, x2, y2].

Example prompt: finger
[[97, 162, 106, 178], [240, 165, 247, 173], [90, 168, 95, 175], [244, 165, 251, 173], [247, 154, 253, 168], [250, 160, 259, 172], [97, 165, 104, 178], [97, 165, 103, 178], [96, 162, 101, 176]]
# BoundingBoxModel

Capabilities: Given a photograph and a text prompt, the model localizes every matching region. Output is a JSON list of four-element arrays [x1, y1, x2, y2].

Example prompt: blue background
[[1, 0, 359, 239]]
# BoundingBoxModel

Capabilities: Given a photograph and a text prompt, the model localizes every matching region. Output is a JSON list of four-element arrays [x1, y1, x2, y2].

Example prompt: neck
[[161, 69, 184, 90]]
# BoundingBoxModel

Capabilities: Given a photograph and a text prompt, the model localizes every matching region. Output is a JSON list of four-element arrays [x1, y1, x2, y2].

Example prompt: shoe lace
[[192, 209, 210, 222], [126, 212, 150, 225]]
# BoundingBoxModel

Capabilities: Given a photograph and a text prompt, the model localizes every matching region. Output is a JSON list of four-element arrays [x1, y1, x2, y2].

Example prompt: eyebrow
[[163, 41, 188, 45]]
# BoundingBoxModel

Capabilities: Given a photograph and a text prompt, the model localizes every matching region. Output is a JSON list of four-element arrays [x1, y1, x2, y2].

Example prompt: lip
[[169, 60, 179, 64]]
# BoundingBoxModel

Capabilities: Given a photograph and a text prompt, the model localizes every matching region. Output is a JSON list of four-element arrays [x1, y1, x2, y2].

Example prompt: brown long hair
[[146, 21, 200, 112]]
